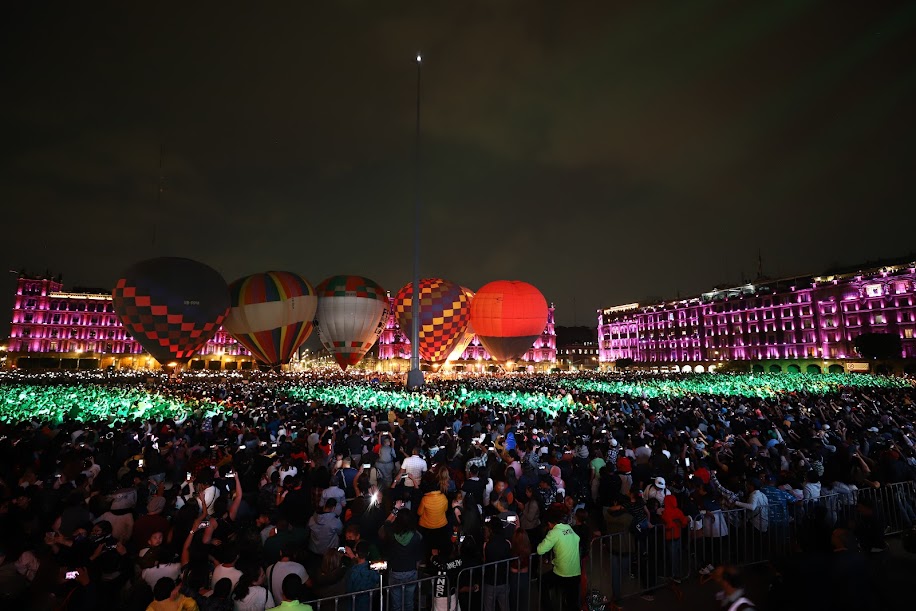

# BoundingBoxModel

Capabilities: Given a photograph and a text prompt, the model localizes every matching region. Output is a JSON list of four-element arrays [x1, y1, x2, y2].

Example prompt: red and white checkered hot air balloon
[[111, 257, 230, 365], [315, 275, 389, 370]]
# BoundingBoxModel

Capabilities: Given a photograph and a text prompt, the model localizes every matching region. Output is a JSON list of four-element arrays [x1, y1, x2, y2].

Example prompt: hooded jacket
[[660, 495, 689, 541]]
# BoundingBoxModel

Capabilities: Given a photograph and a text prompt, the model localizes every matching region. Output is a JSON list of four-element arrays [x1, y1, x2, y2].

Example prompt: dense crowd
[[0, 370, 914, 611]]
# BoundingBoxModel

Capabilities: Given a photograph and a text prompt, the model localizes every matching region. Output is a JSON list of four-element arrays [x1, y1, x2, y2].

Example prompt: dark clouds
[[2, 1, 916, 337]]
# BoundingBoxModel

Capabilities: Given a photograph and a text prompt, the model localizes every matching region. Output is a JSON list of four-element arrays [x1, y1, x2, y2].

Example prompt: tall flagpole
[[407, 53, 425, 390]]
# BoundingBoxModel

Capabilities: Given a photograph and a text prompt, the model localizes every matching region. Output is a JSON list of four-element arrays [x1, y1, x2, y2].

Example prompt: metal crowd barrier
[[303, 482, 916, 610]]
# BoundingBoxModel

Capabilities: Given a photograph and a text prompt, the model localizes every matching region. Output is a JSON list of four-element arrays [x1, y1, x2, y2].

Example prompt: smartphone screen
[[186, 472, 192, 480], [363, 464, 371, 469], [685, 457, 691, 467], [66, 571, 79, 580]]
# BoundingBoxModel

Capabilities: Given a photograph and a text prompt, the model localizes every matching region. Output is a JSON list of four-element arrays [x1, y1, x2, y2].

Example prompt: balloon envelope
[[315, 275, 389, 370], [112, 257, 229, 365], [223, 271, 317, 368], [469, 280, 547, 362], [446, 287, 476, 362], [394, 278, 472, 364]]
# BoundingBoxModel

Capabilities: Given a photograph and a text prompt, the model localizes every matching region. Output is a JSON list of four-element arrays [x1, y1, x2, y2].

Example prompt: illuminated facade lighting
[[7, 273, 252, 369], [598, 261, 916, 364]]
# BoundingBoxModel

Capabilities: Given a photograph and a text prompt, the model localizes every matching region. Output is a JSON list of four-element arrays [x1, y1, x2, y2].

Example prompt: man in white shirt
[[400, 448, 428, 488], [211, 543, 243, 592], [266, 547, 309, 605], [634, 443, 652, 465], [735, 478, 769, 534]]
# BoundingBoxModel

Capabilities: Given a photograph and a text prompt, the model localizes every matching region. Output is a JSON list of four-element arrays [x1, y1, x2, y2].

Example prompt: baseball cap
[[610, 438, 619, 447], [655, 477, 666, 489]]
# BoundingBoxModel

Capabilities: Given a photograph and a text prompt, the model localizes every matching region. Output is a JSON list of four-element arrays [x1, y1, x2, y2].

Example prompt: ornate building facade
[[598, 261, 916, 368], [6, 274, 253, 370]]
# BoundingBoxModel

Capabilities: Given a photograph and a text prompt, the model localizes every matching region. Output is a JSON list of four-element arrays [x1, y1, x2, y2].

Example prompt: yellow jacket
[[418, 491, 449, 529]]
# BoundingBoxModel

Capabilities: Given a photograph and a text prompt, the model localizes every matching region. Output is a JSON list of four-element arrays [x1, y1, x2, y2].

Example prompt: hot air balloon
[[222, 271, 317, 369], [112, 257, 230, 365], [393, 278, 472, 365], [469, 280, 547, 362], [446, 286, 476, 362], [315, 275, 389, 370]]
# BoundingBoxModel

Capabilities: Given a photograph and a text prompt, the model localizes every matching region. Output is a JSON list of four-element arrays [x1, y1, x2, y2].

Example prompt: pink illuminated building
[[598, 261, 916, 368], [7, 274, 253, 370], [378, 298, 557, 368]]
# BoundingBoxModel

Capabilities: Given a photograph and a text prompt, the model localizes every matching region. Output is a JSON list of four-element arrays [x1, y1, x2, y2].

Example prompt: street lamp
[[407, 52, 425, 391]]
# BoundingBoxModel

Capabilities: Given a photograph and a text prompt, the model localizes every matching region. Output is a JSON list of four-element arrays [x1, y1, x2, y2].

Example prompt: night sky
[[3, 1, 916, 338]]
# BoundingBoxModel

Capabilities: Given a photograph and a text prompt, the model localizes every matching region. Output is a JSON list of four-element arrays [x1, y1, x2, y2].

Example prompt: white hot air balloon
[[315, 275, 390, 370]]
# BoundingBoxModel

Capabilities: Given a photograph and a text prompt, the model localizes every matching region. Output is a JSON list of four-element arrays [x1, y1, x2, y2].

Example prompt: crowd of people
[[0, 369, 914, 611]]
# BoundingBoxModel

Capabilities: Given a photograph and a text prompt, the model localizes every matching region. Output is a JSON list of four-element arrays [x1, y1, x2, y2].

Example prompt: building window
[[905, 328, 914, 339], [865, 284, 883, 297], [874, 314, 887, 325], [25, 299, 37, 309]]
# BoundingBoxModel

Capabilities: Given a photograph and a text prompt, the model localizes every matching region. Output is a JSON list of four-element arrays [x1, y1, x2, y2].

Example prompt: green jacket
[[536, 523, 581, 577]]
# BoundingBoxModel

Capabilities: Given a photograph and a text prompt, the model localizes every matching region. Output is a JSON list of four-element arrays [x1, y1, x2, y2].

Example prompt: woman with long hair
[[232, 562, 274, 611], [509, 529, 532, 611], [311, 548, 347, 600]]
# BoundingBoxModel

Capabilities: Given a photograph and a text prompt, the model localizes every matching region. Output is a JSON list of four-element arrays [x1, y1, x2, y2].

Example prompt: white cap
[[610, 438, 619, 447], [655, 477, 666, 489]]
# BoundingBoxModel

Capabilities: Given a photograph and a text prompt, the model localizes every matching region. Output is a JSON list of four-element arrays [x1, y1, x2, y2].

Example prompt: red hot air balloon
[[223, 271, 317, 369], [393, 278, 472, 365], [469, 280, 547, 362], [112, 257, 230, 365]]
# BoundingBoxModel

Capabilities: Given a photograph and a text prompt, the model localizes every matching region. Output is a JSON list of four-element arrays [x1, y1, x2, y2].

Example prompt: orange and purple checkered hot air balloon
[[315, 275, 389, 371], [469, 280, 547, 362], [447, 286, 476, 362], [394, 278, 472, 365], [222, 271, 317, 369], [111, 257, 230, 366]]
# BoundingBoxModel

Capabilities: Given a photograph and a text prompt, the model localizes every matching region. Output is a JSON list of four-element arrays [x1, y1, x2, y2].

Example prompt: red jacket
[[661, 495, 689, 541]]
